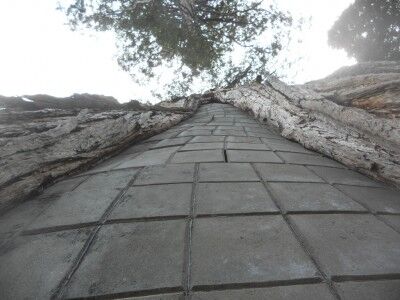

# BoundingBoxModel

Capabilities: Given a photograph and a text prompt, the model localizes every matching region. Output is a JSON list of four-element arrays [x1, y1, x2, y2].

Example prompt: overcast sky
[[0, 0, 356, 103]]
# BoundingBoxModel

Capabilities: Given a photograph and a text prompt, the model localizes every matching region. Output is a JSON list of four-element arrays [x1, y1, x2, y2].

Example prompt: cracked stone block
[[335, 280, 400, 300], [0, 228, 91, 299], [276, 152, 344, 168], [380, 215, 400, 232], [150, 137, 192, 149], [191, 216, 318, 286], [199, 163, 259, 182], [269, 182, 365, 212], [336, 185, 400, 213], [226, 142, 270, 150], [65, 220, 186, 298], [29, 169, 136, 229], [0, 176, 88, 234], [261, 139, 314, 154], [196, 182, 278, 215], [192, 284, 336, 299], [255, 164, 323, 182], [178, 130, 213, 137], [116, 147, 180, 168], [227, 150, 283, 163], [171, 150, 225, 163], [289, 214, 400, 277], [308, 166, 383, 187], [134, 164, 194, 185], [189, 136, 225, 143], [226, 136, 261, 143], [180, 142, 224, 151], [110, 183, 192, 219]]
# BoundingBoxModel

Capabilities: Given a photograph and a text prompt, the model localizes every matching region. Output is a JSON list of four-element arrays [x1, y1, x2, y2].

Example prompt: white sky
[[0, 0, 356, 103]]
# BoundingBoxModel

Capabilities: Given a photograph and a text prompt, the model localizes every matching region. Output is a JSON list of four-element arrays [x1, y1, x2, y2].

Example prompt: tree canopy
[[328, 0, 400, 62], [62, 0, 296, 98]]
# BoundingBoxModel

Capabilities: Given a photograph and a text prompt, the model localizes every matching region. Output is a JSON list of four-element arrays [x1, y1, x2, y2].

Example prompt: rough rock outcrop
[[0, 97, 200, 210], [212, 61, 400, 188]]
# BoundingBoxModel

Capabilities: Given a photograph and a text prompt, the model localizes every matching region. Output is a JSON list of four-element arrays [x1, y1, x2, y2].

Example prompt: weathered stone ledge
[[213, 70, 400, 188]]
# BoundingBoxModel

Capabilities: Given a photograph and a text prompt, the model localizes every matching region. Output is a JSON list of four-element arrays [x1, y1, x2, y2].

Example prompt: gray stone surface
[[180, 142, 224, 151], [197, 182, 278, 214], [117, 147, 180, 168], [227, 150, 283, 163], [2, 103, 399, 299], [335, 280, 400, 300], [0, 229, 90, 300], [191, 216, 318, 285], [213, 129, 246, 136], [171, 149, 224, 163], [199, 163, 259, 182], [151, 137, 192, 149], [277, 152, 344, 168], [189, 136, 225, 143], [308, 166, 383, 187], [226, 136, 261, 143], [135, 164, 194, 185], [110, 184, 192, 219], [269, 182, 365, 212], [30, 169, 136, 229], [289, 214, 400, 276], [192, 284, 336, 299], [336, 185, 400, 213], [65, 221, 186, 298], [381, 215, 400, 232], [262, 138, 314, 154], [226, 142, 270, 150], [255, 163, 323, 182]]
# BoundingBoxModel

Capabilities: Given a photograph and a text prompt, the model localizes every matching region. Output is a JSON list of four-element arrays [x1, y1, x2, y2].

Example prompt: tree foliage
[[62, 0, 296, 97], [328, 0, 400, 62]]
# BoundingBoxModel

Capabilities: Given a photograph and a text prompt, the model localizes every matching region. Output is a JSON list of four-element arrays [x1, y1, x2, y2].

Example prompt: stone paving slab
[[151, 137, 192, 149], [227, 150, 283, 163], [29, 169, 137, 229], [0, 176, 88, 234], [308, 166, 383, 187], [65, 220, 186, 298], [189, 136, 225, 143], [277, 152, 344, 168], [134, 164, 194, 185], [255, 163, 324, 182], [227, 136, 262, 143], [192, 284, 336, 299], [261, 138, 315, 154], [289, 214, 400, 277], [171, 149, 225, 163], [110, 184, 192, 219], [180, 142, 224, 151], [199, 163, 259, 182], [117, 147, 180, 168], [196, 182, 278, 215], [381, 215, 400, 232], [0, 228, 91, 300], [226, 142, 270, 150], [336, 185, 400, 213], [269, 182, 366, 212], [334, 280, 400, 300], [191, 216, 318, 286]]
